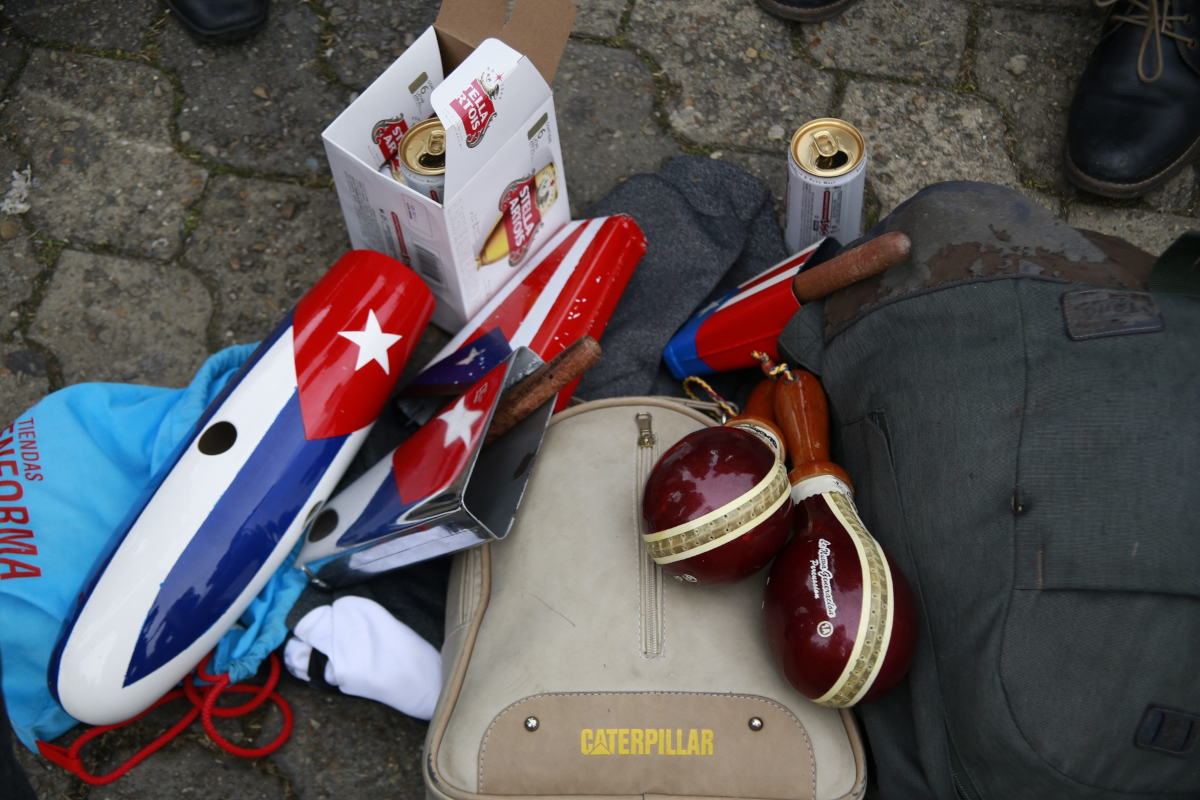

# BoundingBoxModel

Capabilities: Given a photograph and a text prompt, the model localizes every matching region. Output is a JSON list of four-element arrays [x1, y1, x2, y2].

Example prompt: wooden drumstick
[[773, 370, 853, 495], [791, 231, 912, 304], [483, 336, 602, 445]]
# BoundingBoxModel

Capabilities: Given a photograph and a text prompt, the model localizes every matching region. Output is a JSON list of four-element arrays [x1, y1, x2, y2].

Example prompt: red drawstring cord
[[36, 652, 293, 785]]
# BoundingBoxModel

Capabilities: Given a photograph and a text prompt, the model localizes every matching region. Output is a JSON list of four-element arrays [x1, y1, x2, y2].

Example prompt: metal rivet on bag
[[749, 717, 764, 731], [524, 716, 539, 732]]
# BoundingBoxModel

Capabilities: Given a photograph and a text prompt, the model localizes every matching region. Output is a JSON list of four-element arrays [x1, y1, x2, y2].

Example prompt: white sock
[[284, 595, 442, 720]]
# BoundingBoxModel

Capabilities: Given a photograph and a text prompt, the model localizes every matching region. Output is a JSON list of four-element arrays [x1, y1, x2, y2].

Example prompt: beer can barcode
[[412, 240, 445, 288]]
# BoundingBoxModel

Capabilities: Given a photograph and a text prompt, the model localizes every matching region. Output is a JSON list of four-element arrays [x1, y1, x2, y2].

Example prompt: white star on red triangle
[[338, 309, 403, 374], [438, 395, 484, 449]]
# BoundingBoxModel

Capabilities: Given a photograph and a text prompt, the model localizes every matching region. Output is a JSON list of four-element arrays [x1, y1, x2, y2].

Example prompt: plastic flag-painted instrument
[[51, 251, 434, 725], [297, 337, 601, 588], [663, 232, 913, 378], [403, 215, 645, 412]]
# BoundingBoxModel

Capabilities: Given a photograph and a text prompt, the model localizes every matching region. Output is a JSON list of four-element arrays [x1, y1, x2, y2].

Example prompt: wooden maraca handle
[[738, 378, 777, 422], [483, 336, 601, 445], [774, 370, 852, 490], [727, 378, 787, 462], [791, 231, 912, 303]]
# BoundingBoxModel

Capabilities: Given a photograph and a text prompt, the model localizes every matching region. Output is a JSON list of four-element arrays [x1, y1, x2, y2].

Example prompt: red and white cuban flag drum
[[661, 238, 834, 379], [295, 358, 512, 570], [405, 215, 645, 410], [51, 251, 434, 726]]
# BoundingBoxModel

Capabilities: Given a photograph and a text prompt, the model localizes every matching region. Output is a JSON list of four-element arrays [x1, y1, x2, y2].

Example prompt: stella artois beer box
[[322, 0, 577, 331]]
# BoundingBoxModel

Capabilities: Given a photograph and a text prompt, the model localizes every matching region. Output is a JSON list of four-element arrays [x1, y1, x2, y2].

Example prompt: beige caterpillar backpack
[[424, 397, 866, 800]]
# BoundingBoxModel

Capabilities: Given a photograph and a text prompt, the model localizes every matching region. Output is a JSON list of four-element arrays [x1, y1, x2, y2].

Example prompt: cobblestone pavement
[[1, 0, 1197, 797]]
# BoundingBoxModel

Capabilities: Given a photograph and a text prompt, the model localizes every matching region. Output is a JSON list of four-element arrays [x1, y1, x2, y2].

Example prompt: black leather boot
[[756, 0, 861, 23], [1065, 0, 1200, 198], [166, 0, 270, 43]]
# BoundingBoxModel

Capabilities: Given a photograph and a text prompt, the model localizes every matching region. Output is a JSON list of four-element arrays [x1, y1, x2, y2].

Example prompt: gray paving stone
[[553, 41, 682, 217], [0, 341, 51, 428], [0, 227, 40, 336], [1068, 204, 1197, 257], [32, 249, 211, 388], [841, 80, 1019, 216], [161, 0, 352, 178], [1141, 165, 1195, 213], [802, 0, 968, 83], [1, 50, 205, 259], [89, 736, 285, 800], [14, 743, 80, 800], [270, 676, 427, 799], [6, 0, 157, 52], [0, 32, 25, 89], [185, 176, 351, 345], [975, 8, 1099, 187], [627, 0, 833, 148], [978, 0, 1103, 11], [326, 0, 439, 91], [574, 0, 628, 39]]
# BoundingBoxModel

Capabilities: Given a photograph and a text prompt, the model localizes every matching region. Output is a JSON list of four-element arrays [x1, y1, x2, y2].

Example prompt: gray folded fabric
[[579, 155, 789, 400]]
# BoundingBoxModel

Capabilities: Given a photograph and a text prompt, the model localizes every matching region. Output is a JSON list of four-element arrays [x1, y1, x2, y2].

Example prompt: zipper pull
[[636, 412, 656, 447]]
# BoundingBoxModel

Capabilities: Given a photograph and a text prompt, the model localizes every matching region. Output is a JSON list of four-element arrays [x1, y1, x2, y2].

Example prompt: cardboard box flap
[[323, 27, 444, 169], [496, 0, 576, 84], [433, 39, 553, 198], [435, 0, 576, 83]]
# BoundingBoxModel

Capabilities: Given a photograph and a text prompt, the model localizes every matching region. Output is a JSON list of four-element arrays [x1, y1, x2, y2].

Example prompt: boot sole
[[756, 0, 861, 23], [1064, 132, 1200, 199], [166, 0, 270, 43]]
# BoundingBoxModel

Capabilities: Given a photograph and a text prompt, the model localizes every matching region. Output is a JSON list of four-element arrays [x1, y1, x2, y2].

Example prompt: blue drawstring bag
[[0, 344, 307, 751]]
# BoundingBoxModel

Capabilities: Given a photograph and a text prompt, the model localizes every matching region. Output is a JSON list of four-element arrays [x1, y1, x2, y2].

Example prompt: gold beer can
[[784, 118, 867, 253], [392, 117, 447, 204]]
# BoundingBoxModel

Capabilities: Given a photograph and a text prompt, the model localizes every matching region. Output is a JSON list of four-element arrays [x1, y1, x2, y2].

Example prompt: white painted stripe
[[730, 239, 822, 291], [295, 448, 397, 566], [716, 263, 801, 310], [424, 220, 588, 366], [509, 218, 603, 347]]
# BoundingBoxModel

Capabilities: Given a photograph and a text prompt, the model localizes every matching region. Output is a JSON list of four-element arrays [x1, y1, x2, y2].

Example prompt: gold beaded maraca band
[[643, 460, 790, 564]]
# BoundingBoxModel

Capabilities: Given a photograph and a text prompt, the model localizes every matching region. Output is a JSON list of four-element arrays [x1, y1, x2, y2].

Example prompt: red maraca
[[763, 369, 916, 706], [641, 380, 793, 585]]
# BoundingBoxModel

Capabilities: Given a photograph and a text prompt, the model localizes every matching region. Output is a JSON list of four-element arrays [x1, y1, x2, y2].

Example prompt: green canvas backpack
[[779, 182, 1200, 799]]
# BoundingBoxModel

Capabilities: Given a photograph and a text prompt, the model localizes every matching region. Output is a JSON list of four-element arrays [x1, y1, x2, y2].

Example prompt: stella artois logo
[[372, 114, 408, 163], [498, 172, 541, 266], [450, 68, 501, 149]]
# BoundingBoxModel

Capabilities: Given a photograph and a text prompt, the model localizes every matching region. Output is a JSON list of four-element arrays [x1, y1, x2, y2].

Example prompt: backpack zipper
[[635, 412, 665, 658]]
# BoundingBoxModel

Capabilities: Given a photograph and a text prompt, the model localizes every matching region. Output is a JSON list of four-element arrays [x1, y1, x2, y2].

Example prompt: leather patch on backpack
[[1061, 290, 1163, 340], [1135, 705, 1199, 756], [478, 692, 816, 798]]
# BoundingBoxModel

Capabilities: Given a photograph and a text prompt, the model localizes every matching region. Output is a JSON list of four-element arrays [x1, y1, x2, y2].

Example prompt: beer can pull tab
[[428, 131, 446, 156], [813, 130, 845, 171], [814, 130, 838, 157], [418, 131, 446, 170]]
